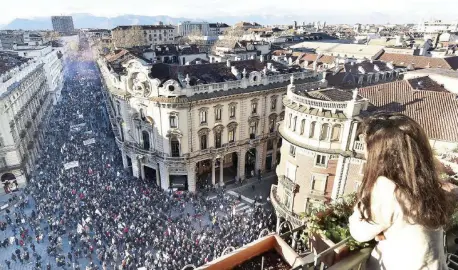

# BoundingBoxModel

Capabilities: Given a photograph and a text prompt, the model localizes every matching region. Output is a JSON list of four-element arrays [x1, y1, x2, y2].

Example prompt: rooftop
[[0, 51, 29, 76], [376, 52, 458, 70], [112, 25, 174, 31], [359, 79, 458, 142], [149, 59, 300, 86], [291, 42, 384, 58]]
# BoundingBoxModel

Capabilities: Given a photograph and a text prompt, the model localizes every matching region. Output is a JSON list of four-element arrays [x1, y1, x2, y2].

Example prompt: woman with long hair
[[349, 112, 456, 270]]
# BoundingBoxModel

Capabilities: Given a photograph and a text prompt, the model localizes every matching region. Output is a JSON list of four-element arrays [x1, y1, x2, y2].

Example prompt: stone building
[[97, 54, 327, 192], [271, 69, 458, 230], [111, 25, 176, 48], [0, 52, 53, 191]]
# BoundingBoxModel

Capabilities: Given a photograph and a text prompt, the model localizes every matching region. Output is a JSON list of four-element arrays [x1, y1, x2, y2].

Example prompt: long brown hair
[[357, 112, 453, 229]]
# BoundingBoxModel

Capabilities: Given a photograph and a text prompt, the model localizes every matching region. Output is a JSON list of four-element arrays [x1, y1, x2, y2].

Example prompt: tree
[[112, 26, 145, 49]]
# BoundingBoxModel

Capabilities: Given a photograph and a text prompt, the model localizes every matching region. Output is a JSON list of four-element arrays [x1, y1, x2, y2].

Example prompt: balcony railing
[[353, 141, 365, 154], [270, 185, 304, 228], [277, 175, 299, 193]]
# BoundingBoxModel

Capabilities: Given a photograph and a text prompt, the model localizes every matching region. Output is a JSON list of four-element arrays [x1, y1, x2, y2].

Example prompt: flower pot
[[309, 232, 351, 267]]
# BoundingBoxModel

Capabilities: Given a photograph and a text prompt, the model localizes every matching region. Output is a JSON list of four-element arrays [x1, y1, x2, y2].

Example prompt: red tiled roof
[[407, 76, 448, 92], [105, 49, 129, 63], [359, 80, 458, 142], [377, 52, 458, 70]]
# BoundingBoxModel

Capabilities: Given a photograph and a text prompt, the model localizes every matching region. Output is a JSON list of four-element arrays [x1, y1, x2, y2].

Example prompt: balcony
[[353, 141, 365, 154], [277, 175, 299, 193], [270, 185, 304, 228]]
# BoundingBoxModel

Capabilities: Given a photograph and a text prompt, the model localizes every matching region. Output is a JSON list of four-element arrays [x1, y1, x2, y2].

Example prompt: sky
[[1, 0, 458, 25]]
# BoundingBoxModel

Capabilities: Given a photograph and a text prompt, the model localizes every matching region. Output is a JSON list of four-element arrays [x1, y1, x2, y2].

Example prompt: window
[[315, 154, 327, 167], [286, 161, 297, 181], [300, 119, 306, 135], [200, 134, 207, 150], [331, 125, 341, 141], [292, 116, 297, 132], [284, 190, 292, 209], [249, 123, 257, 139], [169, 115, 177, 128], [229, 105, 236, 118], [228, 129, 235, 143], [320, 123, 330, 141], [309, 121, 316, 138], [215, 131, 222, 148], [251, 102, 258, 114], [215, 107, 222, 121], [171, 137, 180, 157], [142, 131, 150, 150], [269, 118, 276, 133], [116, 101, 121, 116], [280, 112, 285, 121], [271, 98, 277, 111], [289, 145, 296, 157], [200, 110, 207, 124], [288, 113, 292, 128], [267, 139, 273, 151], [359, 161, 366, 175], [311, 174, 327, 193]]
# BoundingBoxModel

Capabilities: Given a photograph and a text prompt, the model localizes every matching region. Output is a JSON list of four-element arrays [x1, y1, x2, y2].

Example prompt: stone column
[[121, 151, 128, 169], [140, 163, 145, 180], [131, 157, 140, 178], [159, 163, 169, 190], [211, 159, 216, 186], [238, 149, 246, 180], [188, 164, 196, 192], [219, 157, 224, 186], [276, 213, 281, 234], [155, 167, 160, 187]]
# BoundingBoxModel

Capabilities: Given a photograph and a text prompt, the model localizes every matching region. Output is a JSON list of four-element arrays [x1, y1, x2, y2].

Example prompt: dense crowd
[[0, 50, 275, 270]]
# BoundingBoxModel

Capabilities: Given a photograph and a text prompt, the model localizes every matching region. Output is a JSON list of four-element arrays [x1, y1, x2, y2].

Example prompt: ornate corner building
[[97, 50, 332, 192], [271, 81, 372, 229]]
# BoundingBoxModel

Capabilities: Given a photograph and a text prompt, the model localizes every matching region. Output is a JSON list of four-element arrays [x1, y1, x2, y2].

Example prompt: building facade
[[271, 69, 458, 230], [97, 54, 327, 192], [13, 44, 64, 104], [51, 16, 75, 34], [111, 25, 176, 48], [0, 53, 53, 192]]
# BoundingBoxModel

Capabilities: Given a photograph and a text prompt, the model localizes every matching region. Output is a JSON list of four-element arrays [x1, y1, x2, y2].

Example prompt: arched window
[[200, 134, 207, 150], [215, 131, 222, 148], [331, 125, 342, 141], [320, 123, 330, 141], [288, 113, 292, 128], [142, 130, 150, 150], [309, 121, 316, 138], [292, 116, 297, 131], [170, 136, 180, 157], [300, 119, 306, 135]]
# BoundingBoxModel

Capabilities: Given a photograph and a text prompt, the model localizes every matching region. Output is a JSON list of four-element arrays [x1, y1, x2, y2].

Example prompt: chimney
[[260, 54, 265, 62], [227, 59, 231, 67]]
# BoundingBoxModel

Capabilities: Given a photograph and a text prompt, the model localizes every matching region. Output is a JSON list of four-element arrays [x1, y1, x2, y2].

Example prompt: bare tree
[[112, 25, 145, 49]]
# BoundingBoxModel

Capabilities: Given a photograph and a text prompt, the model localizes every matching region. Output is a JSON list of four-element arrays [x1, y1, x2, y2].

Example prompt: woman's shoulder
[[373, 176, 397, 194]]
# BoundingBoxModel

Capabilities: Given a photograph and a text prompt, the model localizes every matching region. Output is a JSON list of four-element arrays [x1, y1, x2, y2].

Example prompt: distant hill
[[2, 12, 398, 30]]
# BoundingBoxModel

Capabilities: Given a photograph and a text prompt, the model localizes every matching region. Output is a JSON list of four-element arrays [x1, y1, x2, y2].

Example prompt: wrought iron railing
[[270, 185, 303, 228]]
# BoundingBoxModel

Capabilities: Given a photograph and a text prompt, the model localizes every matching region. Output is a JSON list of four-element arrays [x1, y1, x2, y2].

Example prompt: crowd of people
[[0, 50, 275, 270]]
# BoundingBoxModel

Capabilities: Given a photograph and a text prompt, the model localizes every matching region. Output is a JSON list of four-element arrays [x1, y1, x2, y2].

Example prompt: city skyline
[[1, 0, 458, 26]]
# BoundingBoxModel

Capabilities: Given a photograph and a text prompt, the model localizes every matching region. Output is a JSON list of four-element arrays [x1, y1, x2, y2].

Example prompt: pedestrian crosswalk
[[232, 201, 253, 215]]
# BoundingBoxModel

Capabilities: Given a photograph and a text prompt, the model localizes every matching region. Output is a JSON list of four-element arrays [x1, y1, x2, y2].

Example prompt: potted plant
[[300, 193, 375, 267]]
